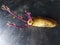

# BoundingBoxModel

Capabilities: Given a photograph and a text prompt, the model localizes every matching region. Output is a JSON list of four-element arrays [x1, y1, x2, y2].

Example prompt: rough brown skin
[[27, 16, 57, 28]]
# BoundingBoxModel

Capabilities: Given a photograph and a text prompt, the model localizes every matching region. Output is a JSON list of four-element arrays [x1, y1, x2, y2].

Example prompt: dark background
[[0, 0, 60, 45]]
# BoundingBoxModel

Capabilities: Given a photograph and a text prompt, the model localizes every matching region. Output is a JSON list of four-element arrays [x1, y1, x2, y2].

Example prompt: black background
[[0, 0, 60, 45]]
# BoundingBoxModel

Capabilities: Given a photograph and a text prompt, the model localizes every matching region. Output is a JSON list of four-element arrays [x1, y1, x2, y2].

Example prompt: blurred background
[[0, 0, 60, 45]]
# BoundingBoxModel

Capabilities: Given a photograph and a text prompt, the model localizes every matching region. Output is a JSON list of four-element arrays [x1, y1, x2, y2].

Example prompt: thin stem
[[25, 10, 32, 20], [2, 5, 27, 23], [8, 10, 27, 23], [8, 23, 29, 28]]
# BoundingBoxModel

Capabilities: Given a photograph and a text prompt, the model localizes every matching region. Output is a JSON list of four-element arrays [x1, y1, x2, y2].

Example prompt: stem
[[2, 5, 27, 23], [7, 10, 27, 23], [25, 10, 32, 20]]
